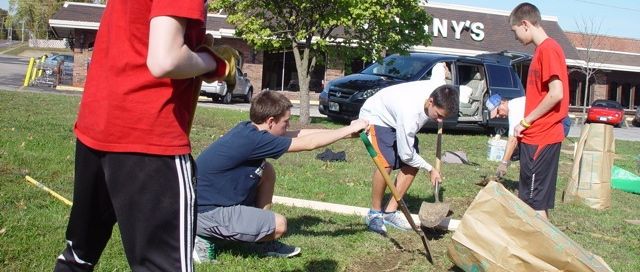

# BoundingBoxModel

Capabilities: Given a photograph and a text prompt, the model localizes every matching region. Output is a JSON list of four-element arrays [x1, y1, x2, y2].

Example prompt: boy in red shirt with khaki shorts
[[509, 2, 570, 220]]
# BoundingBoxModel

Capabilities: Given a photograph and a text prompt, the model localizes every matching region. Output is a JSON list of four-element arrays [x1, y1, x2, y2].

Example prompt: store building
[[49, 1, 640, 110]]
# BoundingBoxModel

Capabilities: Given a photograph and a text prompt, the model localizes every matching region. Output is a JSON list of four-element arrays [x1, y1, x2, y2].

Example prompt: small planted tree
[[212, 0, 432, 125], [570, 17, 611, 114]]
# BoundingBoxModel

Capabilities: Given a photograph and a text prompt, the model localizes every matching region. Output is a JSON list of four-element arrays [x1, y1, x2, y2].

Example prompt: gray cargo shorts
[[196, 205, 276, 242]]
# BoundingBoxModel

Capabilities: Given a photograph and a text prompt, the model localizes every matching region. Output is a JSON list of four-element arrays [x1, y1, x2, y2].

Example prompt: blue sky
[[434, 0, 640, 39], [1, 0, 639, 39]]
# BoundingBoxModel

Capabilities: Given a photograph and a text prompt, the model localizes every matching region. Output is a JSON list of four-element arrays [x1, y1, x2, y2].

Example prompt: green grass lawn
[[0, 43, 73, 57], [1, 90, 639, 271]]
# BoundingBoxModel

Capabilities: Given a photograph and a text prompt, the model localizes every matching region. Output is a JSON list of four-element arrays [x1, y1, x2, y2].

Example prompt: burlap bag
[[448, 181, 612, 272], [562, 123, 615, 209]]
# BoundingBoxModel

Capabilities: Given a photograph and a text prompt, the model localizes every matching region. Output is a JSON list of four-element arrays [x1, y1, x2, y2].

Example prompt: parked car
[[318, 51, 530, 134], [41, 54, 74, 74], [200, 66, 253, 104], [633, 107, 640, 127], [586, 99, 625, 127]]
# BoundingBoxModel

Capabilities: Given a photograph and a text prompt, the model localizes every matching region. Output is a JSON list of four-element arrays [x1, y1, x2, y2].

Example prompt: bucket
[[487, 138, 507, 161]]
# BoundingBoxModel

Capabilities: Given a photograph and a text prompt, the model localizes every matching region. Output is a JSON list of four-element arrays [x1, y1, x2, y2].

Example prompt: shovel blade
[[419, 201, 450, 228]]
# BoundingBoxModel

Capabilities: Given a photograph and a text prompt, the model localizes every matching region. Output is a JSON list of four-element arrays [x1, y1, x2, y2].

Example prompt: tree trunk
[[291, 42, 312, 125], [582, 70, 592, 116]]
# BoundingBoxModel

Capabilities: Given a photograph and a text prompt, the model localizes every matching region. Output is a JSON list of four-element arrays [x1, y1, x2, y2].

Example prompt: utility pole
[[281, 50, 285, 91], [21, 20, 24, 42]]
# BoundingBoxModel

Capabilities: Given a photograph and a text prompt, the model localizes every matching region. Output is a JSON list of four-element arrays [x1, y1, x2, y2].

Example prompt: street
[[0, 54, 33, 88]]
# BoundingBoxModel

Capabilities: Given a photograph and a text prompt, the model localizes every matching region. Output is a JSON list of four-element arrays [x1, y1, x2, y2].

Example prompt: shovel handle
[[435, 122, 442, 171], [359, 132, 404, 202], [360, 132, 434, 264], [433, 122, 443, 202]]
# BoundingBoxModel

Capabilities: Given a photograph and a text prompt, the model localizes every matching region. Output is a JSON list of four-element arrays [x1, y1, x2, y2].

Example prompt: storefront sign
[[426, 18, 485, 41]]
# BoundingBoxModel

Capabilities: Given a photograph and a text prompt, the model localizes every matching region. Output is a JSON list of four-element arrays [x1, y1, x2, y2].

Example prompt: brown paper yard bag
[[448, 181, 612, 272], [563, 123, 615, 209]]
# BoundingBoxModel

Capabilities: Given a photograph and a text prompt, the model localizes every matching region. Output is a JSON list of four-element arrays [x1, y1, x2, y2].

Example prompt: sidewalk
[[269, 90, 320, 105]]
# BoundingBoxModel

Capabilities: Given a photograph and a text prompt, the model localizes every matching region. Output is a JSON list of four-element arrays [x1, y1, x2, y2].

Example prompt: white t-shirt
[[359, 80, 443, 171], [507, 96, 526, 137]]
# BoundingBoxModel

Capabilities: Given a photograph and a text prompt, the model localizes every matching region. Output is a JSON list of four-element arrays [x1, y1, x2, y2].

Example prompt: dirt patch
[[346, 232, 451, 271], [346, 236, 424, 271]]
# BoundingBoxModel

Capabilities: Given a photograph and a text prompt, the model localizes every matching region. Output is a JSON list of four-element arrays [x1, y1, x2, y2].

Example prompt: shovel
[[359, 132, 434, 264], [419, 122, 450, 228]]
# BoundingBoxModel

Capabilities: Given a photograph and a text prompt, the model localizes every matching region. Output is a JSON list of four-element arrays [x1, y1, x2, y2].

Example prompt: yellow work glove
[[196, 34, 240, 90]]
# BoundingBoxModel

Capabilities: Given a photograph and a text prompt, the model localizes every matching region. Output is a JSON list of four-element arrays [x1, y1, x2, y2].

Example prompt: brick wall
[[325, 68, 344, 83], [243, 63, 262, 92], [72, 49, 91, 87]]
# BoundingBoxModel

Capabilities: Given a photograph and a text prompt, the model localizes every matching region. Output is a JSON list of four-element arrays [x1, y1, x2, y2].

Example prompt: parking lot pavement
[[567, 123, 640, 141]]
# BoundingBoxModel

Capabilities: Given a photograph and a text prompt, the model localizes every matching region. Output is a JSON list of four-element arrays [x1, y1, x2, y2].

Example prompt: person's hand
[[514, 123, 525, 138], [197, 34, 240, 86], [429, 169, 442, 186], [348, 119, 369, 137], [496, 161, 509, 178]]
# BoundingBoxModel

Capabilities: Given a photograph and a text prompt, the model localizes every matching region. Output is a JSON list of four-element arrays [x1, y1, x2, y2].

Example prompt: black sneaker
[[248, 241, 301, 258]]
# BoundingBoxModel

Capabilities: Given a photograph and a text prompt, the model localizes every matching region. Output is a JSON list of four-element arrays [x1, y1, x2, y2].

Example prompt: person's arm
[[147, 16, 217, 79], [287, 119, 368, 152], [395, 119, 432, 172], [284, 129, 331, 138], [496, 136, 518, 177], [514, 77, 563, 137], [501, 136, 518, 163]]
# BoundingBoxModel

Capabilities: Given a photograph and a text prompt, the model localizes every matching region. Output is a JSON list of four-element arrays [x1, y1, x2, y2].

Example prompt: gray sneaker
[[383, 210, 412, 231], [248, 241, 301, 258], [193, 236, 217, 264], [365, 210, 387, 235]]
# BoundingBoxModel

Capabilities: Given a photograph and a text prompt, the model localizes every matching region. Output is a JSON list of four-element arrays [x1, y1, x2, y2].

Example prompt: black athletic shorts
[[518, 142, 561, 211]]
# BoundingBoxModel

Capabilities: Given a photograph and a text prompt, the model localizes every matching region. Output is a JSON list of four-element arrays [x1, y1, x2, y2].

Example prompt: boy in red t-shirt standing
[[508, 2, 569, 220], [54, 0, 238, 271]]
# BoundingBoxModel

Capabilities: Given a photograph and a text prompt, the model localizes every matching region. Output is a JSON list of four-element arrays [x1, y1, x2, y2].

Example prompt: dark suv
[[318, 51, 530, 134]]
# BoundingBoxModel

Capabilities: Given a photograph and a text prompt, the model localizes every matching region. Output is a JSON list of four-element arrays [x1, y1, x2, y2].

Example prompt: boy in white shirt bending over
[[359, 82, 459, 234]]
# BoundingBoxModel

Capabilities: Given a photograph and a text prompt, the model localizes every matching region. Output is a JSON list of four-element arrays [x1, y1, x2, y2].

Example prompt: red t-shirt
[[522, 38, 570, 146], [74, 0, 207, 155]]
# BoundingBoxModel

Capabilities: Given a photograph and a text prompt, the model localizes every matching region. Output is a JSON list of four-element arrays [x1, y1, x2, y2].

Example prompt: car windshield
[[592, 100, 622, 109], [360, 55, 430, 80]]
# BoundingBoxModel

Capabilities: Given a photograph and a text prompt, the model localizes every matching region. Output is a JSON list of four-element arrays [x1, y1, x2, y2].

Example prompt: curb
[[56, 85, 83, 92], [290, 99, 319, 105], [272, 195, 459, 231]]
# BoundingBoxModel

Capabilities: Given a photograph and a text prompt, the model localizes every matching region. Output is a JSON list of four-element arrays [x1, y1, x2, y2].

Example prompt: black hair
[[430, 84, 459, 118]]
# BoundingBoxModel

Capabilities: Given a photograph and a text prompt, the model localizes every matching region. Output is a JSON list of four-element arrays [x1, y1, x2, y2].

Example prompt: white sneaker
[[193, 236, 217, 264]]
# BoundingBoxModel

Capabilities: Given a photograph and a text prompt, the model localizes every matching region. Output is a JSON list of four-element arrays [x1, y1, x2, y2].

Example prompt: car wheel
[[244, 88, 253, 103], [222, 91, 232, 104], [492, 126, 508, 136]]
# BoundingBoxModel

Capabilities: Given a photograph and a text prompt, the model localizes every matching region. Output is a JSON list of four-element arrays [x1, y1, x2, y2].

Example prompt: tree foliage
[[0, 9, 8, 39], [6, 0, 66, 39], [5, 0, 102, 40], [212, 0, 432, 125]]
